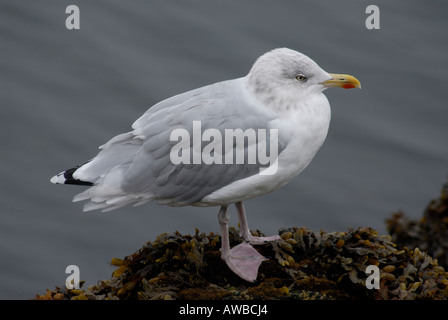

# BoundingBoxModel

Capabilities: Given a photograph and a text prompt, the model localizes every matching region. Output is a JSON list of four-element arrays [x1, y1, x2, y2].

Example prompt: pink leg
[[235, 202, 281, 244], [218, 206, 265, 282]]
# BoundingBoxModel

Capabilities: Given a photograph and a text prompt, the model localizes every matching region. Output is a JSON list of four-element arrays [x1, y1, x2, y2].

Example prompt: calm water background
[[1, 0, 447, 299]]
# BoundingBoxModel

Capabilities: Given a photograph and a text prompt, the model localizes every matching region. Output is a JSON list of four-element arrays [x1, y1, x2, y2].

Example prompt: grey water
[[1, 0, 447, 299]]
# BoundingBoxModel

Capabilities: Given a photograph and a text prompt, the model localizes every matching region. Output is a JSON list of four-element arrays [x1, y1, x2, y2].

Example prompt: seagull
[[51, 48, 360, 282]]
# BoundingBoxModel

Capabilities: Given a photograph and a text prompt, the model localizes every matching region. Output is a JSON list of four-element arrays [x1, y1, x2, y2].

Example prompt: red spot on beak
[[342, 83, 357, 89]]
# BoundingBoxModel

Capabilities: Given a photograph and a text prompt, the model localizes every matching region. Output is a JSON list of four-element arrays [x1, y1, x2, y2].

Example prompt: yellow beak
[[321, 73, 361, 89]]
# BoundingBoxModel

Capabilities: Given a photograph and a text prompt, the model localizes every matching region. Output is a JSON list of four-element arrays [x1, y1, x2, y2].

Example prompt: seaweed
[[35, 183, 448, 300], [387, 180, 448, 269]]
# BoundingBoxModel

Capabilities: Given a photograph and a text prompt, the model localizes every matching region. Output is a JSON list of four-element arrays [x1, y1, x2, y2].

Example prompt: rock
[[35, 182, 448, 300], [386, 180, 448, 269], [35, 226, 448, 300]]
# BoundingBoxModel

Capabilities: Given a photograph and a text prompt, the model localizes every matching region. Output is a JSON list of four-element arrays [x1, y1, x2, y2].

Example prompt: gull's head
[[245, 48, 360, 110]]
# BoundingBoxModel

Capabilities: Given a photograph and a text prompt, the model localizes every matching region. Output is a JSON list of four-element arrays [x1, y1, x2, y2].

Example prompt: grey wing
[[122, 79, 287, 206], [73, 79, 287, 211]]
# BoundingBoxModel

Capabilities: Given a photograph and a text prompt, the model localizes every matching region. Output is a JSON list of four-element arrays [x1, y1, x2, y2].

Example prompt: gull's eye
[[295, 74, 307, 82]]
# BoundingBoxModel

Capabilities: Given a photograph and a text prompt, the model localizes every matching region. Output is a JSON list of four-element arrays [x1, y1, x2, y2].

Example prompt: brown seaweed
[[35, 182, 448, 300], [387, 180, 448, 269]]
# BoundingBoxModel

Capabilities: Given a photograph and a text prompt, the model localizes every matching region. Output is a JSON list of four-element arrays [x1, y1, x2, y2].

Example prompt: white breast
[[196, 93, 331, 207]]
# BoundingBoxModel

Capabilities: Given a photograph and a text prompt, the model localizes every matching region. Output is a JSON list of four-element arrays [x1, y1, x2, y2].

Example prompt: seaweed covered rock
[[387, 181, 448, 269], [35, 226, 448, 300], [36, 182, 448, 300]]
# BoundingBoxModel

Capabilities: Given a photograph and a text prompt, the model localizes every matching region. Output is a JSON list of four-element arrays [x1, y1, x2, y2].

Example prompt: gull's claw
[[221, 242, 266, 282]]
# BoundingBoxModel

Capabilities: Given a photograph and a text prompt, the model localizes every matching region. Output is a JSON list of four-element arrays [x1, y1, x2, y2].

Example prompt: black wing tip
[[51, 164, 94, 186]]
